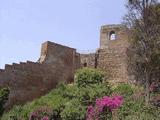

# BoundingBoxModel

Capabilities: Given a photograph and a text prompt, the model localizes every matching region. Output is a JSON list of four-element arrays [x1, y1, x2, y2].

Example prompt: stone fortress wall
[[0, 24, 130, 109], [0, 41, 80, 109]]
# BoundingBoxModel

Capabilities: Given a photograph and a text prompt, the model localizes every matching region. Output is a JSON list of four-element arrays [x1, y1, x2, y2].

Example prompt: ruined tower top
[[100, 24, 128, 49]]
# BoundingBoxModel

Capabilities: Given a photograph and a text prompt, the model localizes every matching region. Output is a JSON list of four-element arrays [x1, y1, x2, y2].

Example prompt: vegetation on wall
[[0, 87, 10, 117]]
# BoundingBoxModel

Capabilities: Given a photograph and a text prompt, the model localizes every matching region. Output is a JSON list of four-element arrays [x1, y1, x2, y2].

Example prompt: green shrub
[[1, 85, 70, 120], [75, 68, 106, 87], [2, 69, 112, 120], [117, 97, 144, 119], [58, 83, 78, 99], [55, 83, 111, 120], [117, 102, 160, 120], [113, 83, 133, 98], [113, 84, 160, 120], [61, 99, 86, 120], [59, 83, 112, 120], [0, 87, 10, 116], [77, 84, 112, 106], [29, 106, 52, 120]]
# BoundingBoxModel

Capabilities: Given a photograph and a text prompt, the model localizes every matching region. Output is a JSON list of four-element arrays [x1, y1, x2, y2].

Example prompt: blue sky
[[0, 0, 126, 68]]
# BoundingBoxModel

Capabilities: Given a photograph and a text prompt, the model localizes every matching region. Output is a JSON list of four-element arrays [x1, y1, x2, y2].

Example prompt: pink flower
[[87, 106, 95, 120], [29, 112, 38, 120], [41, 116, 49, 120], [87, 105, 94, 114], [86, 96, 123, 120]]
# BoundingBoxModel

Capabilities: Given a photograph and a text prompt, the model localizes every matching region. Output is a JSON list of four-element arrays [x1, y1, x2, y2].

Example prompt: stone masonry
[[0, 24, 130, 109], [0, 41, 80, 109], [80, 24, 130, 83]]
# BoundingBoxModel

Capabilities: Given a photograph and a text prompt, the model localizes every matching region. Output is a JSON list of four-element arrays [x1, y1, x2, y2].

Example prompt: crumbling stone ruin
[[0, 24, 130, 109]]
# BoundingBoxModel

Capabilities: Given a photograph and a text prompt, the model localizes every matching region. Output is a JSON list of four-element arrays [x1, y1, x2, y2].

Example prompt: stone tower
[[100, 24, 128, 49], [80, 24, 130, 83], [97, 24, 130, 83]]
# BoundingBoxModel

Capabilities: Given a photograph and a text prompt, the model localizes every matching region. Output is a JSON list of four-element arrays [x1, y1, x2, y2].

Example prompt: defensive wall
[[0, 24, 131, 109], [0, 41, 80, 109]]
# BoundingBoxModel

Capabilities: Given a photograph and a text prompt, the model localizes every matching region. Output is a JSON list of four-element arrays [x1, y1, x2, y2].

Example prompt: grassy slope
[[2, 83, 160, 120], [1, 86, 70, 120]]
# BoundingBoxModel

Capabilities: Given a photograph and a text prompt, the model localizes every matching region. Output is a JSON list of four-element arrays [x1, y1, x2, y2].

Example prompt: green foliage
[[58, 82, 112, 120], [2, 85, 70, 120], [75, 68, 106, 87], [3, 68, 159, 120], [61, 99, 86, 120], [2, 80, 112, 120], [29, 106, 52, 120], [99, 107, 112, 120], [113, 83, 134, 98], [59, 72, 112, 120], [2, 68, 112, 120], [77, 84, 112, 106], [118, 101, 160, 120], [0, 87, 10, 116], [115, 84, 160, 120], [117, 96, 145, 119], [2, 81, 160, 120]]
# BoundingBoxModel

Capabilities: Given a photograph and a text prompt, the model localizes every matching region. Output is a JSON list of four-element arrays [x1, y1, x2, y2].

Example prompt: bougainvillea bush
[[29, 106, 52, 120], [87, 96, 123, 120]]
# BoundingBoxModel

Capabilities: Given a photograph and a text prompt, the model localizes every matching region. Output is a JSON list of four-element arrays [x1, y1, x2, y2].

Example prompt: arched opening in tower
[[109, 31, 116, 40]]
